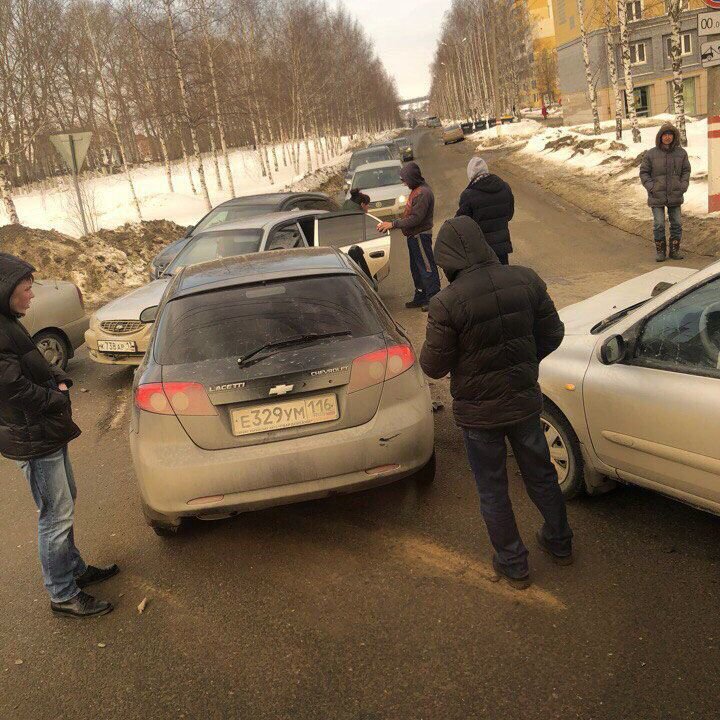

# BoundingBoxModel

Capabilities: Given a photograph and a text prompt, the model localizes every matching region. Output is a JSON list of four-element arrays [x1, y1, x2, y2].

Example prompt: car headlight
[[398, 195, 407, 204]]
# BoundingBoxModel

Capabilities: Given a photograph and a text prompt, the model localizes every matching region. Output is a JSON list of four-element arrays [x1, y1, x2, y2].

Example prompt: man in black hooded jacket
[[0, 253, 117, 618], [420, 218, 573, 589]]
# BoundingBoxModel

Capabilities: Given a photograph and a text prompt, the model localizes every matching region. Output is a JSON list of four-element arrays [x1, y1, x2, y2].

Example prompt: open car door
[[314, 212, 391, 281]]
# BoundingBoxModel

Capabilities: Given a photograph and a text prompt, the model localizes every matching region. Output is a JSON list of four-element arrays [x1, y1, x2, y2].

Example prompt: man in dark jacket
[[377, 161, 441, 311], [420, 217, 573, 589], [0, 253, 117, 618], [456, 156, 515, 264], [639, 122, 691, 262]]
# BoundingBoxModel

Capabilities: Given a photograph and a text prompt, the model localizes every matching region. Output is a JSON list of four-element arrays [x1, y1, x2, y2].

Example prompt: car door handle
[[369, 251, 385, 258]]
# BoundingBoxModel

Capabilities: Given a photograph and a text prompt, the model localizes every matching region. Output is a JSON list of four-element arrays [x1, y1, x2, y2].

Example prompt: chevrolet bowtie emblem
[[269, 384, 294, 396]]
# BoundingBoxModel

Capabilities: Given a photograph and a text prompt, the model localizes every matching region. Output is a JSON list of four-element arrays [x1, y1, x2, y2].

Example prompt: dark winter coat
[[456, 174, 515, 257], [639, 123, 691, 208], [0, 253, 80, 461], [420, 217, 565, 429], [392, 162, 434, 237]]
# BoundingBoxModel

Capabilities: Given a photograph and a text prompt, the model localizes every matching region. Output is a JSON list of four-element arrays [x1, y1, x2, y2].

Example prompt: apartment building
[[517, 0, 560, 106], [552, 0, 712, 124]]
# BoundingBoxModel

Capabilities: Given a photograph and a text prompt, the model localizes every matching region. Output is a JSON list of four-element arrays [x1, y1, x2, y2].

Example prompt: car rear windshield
[[352, 166, 402, 190], [194, 204, 276, 233], [165, 229, 263, 274], [155, 275, 383, 365], [349, 149, 391, 170]]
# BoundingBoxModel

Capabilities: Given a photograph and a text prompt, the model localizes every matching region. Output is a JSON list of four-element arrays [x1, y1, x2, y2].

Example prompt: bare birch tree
[[667, 0, 688, 146], [604, 0, 623, 140], [578, 0, 601, 134], [617, 0, 642, 143]]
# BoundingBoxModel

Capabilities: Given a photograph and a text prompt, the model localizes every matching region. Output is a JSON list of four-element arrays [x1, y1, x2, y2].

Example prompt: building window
[[664, 0, 689, 11], [627, 0, 642, 21], [630, 42, 647, 65], [557, 0, 566, 23], [666, 33, 692, 58], [569, 15, 575, 29]]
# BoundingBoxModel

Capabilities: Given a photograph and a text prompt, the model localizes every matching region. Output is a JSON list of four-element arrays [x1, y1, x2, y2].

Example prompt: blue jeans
[[463, 416, 573, 579], [18, 448, 86, 602], [407, 233, 441, 304], [652, 205, 682, 242]]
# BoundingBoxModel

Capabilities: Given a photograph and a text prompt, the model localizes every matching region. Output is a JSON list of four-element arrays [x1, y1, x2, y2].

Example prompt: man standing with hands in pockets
[[377, 161, 441, 311]]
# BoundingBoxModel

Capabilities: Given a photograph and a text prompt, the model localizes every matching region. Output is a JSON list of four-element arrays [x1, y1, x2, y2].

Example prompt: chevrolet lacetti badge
[[208, 382, 246, 393], [311, 365, 350, 377], [269, 384, 294, 396]]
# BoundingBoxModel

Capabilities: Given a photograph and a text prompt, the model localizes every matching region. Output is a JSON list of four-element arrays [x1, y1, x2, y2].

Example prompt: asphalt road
[[1, 130, 719, 720]]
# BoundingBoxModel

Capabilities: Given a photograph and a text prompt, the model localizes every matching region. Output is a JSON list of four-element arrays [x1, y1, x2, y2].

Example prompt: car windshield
[[193, 204, 277, 233], [349, 149, 391, 170], [155, 276, 382, 365], [352, 166, 402, 190], [164, 229, 264, 275]]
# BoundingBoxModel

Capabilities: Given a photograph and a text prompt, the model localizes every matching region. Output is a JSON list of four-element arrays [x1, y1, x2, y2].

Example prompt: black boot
[[51, 591, 113, 619], [76, 563, 120, 589], [655, 239, 666, 262], [669, 238, 684, 260]]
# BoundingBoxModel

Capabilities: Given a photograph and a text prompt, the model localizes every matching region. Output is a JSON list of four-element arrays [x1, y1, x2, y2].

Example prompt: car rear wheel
[[152, 523, 180, 537], [540, 405, 584, 499], [34, 330, 69, 370]]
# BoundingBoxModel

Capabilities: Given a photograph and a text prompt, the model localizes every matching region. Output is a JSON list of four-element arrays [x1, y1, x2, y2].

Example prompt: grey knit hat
[[467, 156, 489, 183]]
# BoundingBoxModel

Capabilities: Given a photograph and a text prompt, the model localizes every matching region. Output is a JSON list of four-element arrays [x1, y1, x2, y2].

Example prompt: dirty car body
[[130, 248, 434, 533], [540, 261, 720, 518]]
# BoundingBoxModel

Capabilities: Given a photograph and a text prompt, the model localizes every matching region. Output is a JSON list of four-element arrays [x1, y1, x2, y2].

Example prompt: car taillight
[[75, 285, 84, 309], [348, 344, 415, 394], [135, 382, 217, 416]]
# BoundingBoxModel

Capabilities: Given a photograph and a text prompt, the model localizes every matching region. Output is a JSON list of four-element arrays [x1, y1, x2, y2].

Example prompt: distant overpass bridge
[[398, 96, 429, 107]]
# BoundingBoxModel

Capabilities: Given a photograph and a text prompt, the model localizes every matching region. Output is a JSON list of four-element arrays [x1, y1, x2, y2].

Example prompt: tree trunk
[[180, 135, 197, 194], [605, 0, 623, 140], [578, 0, 602, 134], [668, 0, 688, 146], [0, 162, 20, 224], [617, 0, 642, 143], [164, 0, 212, 211]]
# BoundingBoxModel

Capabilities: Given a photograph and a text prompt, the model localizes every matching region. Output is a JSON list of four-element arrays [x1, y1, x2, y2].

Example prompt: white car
[[540, 260, 720, 517], [346, 160, 408, 219], [86, 210, 391, 366]]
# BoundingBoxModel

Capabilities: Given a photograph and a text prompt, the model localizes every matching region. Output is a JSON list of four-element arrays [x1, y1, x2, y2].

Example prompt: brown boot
[[669, 238, 684, 260], [655, 239, 666, 262]]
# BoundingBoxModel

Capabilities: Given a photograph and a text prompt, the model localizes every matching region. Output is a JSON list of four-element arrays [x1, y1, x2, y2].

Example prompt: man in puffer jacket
[[420, 217, 573, 589], [639, 122, 691, 261], [0, 253, 117, 618], [456, 156, 515, 265]]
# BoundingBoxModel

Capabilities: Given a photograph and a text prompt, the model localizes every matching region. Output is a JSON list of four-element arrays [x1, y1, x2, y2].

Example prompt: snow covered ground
[[2, 132, 396, 237], [471, 115, 714, 218]]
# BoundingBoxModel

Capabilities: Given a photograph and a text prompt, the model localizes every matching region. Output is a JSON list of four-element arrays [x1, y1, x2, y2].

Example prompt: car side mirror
[[140, 306, 158, 323], [600, 334, 627, 365]]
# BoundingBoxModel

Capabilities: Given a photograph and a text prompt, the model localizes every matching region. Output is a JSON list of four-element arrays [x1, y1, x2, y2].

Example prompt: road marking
[[395, 534, 567, 611]]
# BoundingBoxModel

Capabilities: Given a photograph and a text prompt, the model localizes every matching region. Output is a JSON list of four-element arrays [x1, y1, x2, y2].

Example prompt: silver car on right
[[540, 260, 720, 517]]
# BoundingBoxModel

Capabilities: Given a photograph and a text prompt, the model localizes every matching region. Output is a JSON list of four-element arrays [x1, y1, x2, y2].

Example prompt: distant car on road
[[425, 116, 441, 128], [86, 210, 391, 366], [130, 247, 435, 535], [540, 260, 720, 518], [344, 146, 395, 189], [394, 137, 415, 161], [442, 124, 465, 145], [21, 279, 88, 369], [346, 160, 408, 219], [369, 140, 401, 160], [149, 192, 339, 279]]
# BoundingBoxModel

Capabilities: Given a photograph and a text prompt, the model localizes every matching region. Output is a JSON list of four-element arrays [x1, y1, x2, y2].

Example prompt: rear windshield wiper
[[237, 331, 352, 367]]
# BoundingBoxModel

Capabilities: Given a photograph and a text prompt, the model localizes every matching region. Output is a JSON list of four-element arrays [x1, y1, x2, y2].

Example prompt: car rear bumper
[[131, 379, 434, 523], [371, 202, 405, 219], [85, 326, 150, 366]]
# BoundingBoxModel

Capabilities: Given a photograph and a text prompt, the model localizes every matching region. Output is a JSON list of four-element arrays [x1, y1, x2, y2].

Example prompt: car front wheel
[[540, 405, 584, 499], [34, 330, 70, 370]]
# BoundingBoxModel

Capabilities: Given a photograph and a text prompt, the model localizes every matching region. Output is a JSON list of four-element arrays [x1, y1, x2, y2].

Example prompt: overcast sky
[[331, 0, 453, 99]]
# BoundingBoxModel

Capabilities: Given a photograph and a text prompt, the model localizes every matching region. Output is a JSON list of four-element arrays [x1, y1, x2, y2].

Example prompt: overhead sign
[[49, 132, 92, 173], [701, 40, 720, 67], [698, 10, 720, 36]]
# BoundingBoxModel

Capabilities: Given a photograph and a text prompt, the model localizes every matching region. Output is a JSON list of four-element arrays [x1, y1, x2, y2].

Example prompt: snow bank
[[473, 116, 713, 218]]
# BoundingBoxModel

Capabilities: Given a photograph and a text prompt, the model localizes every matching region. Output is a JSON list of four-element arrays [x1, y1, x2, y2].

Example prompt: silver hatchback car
[[540, 260, 720, 517], [130, 248, 435, 535]]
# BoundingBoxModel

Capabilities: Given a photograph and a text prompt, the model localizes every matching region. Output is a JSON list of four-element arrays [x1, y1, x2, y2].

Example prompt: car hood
[[560, 266, 697, 335], [94, 279, 170, 321], [348, 184, 406, 203]]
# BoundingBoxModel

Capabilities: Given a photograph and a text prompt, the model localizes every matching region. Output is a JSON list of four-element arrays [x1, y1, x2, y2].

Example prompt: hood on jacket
[[656, 122, 680, 151], [467, 173, 505, 193], [467, 156, 489, 183], [0, 253, 35, 319], [399, 161, 425, 190], [434, 216, 499, 282]]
